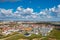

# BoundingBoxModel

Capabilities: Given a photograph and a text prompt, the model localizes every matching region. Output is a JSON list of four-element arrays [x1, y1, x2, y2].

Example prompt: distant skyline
[[0, 0, 60, 21]]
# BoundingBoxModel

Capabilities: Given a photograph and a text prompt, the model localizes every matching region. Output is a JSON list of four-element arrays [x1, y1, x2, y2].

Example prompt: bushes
[[0, 32, 20, 39], [28, 34, 41, 40], [0, 29, 60, 40], [5, 34, 26, 40], [5, 34, 42, 40], [47, 29, 60, 40]]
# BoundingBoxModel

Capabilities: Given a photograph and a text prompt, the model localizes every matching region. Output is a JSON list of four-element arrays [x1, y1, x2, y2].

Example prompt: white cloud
[[17, 6, 23, 11], [49, 7, 56, 12], [49, 5, 60, 17], [23, 8, 33, 14], [47, 15, 52, 18], [14, 7, 34, 18], [0, 4, 60, 21], [39, 11, 46, 15], [58, 5, 60, 8], [0, 9, 13, 15], [31, 15, 37, 18]]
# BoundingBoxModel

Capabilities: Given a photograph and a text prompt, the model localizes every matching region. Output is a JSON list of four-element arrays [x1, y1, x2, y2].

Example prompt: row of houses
[[0, 22, 58, 36]]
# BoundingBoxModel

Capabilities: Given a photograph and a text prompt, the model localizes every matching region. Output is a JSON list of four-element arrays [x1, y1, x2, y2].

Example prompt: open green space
[[0, 29, 60, 40]]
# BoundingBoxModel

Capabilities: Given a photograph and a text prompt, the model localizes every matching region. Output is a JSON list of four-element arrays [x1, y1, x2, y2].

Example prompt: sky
[[0, 0, 60, 21]]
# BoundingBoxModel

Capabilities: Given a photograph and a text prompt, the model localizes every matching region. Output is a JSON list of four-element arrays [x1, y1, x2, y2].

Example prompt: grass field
[[0, 29, 60, 40]]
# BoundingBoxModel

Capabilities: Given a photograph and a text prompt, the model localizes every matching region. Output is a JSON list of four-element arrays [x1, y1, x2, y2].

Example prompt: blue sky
[[0, 0, 60, 12], [0, 0, 60, 21]]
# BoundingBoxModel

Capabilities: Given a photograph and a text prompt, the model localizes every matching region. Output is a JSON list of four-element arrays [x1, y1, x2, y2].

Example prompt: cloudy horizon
[[0, 0, 60, 21]]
